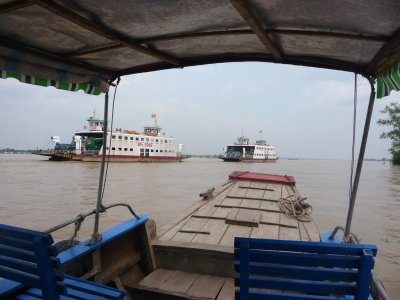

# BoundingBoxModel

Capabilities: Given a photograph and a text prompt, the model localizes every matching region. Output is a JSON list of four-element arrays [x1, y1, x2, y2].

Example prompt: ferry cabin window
[[112, 147, 115, 150], [146, 138, 149, 141], [124, 136, 128, 140], [118, 148, 122, 151], [141, 138, 144, 141], [112, 135, 116, 139], [118, 136, 122, 140], [151, 149, 154, 152], [136, 137, 139, 141], [124, 148, 128, 151], [130, 148, 133, 151], [156, 150, 159, 152], [156, 139, 159, 143], [160, 150, 163, 152]]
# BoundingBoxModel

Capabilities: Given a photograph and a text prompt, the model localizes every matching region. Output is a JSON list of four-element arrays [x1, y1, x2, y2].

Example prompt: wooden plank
[[238, 186, 273, 191], [260, 211, 280, 225], [159, 270, 199, 294], [158, 217, 189, 241], [212, 207, 231, 219], [260, 200, 280, 212], [157, 199, 208, 237], [211, 183, 235, 206], [299, 222, 311, 241], [217, 278, 234, 300], [216, 204, 279, 213], [251, 224, 279, 239], [220, 197, 242, 207], [225, 208, 239, 223], [285, 184, 298, 198], [249, 181, 269, 189], [191, 215, 225, 221], [227, 181, 249, 197], [303, 221, 320, 242], [192, 205, 217, 219], [179, 217, 209, 234], [139, 268, 175, 289], [186, 275, 226, 298], [192, 219, 228, 245], [250, 224, 273, 239], [240, 199, 261, 209], [226, 195, 270, 201], [226, 209, 260, 227], [279, 213, 299, 228], [281, 184, 295, 199], [171, 231, 196, 242], [279, 226, 300, 241], [219, 225, 251, 247], [244, 184, 265, 199], [263, 183, 281, 200]]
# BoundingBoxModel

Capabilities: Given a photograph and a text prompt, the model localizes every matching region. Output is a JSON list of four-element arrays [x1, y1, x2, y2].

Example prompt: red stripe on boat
[[229, 171, 296, 186]]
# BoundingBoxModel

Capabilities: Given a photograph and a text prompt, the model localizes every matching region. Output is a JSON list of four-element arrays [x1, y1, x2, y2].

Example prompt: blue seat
[[234, 237, 377, 300], [0, 223, 127, 300]]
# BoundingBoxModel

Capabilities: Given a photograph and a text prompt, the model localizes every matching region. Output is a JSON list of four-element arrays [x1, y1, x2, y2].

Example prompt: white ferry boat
[[34, 115, 187, 162], [220, 135, 277, 162]]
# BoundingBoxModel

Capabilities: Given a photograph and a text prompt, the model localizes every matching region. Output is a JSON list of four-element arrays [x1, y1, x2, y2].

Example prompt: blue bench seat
[[234, 237, 377, 300], [0, 223, 127, 300]]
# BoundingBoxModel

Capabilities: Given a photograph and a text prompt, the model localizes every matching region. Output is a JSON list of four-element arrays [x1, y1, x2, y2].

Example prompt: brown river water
[[0, 154, 399, 298]]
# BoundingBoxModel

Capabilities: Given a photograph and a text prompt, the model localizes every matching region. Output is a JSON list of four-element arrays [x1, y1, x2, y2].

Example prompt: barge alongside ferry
[[33, 115, 186, 162]]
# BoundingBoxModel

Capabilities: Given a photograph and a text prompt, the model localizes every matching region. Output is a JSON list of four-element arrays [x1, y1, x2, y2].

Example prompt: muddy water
[[0, 155, 398, 297]]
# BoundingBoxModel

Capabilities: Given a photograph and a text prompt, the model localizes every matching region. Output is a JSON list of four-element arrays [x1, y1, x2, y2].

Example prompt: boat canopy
[[0, 0, 399, 96]]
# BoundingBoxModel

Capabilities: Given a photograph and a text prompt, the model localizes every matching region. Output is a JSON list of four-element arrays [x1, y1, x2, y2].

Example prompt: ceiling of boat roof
[[0, 0, 399, 91]]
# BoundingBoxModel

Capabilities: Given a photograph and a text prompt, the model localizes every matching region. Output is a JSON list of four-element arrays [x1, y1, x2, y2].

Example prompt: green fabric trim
[[376, 63, 400, 99], [1, 69, 102, 95]]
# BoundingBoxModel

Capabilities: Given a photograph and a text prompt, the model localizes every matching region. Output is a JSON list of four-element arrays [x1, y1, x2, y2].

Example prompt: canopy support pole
[[344, 79, 375, 239], [90, 91, 109, 244]]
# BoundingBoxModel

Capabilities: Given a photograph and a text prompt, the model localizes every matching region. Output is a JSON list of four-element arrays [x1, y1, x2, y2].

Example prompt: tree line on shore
[[378, 102, 400, 165]]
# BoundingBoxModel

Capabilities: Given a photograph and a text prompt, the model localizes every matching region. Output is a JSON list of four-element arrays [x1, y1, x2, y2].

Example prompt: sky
[[0, 62, 398, 159]]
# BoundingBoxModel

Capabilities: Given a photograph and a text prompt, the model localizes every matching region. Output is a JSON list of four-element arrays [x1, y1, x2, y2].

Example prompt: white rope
[[278, 194, 313, 222]]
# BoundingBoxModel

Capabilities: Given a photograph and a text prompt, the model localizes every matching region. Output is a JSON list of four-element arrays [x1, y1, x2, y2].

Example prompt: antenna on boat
[[151, 113, 157, 127]]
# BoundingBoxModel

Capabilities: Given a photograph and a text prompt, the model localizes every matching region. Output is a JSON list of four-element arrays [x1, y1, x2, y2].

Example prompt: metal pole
[[344, 79, 375, 238], [90, 91, 109, 244]]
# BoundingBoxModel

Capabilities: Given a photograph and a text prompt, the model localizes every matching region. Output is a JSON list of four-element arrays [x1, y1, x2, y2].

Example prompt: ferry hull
[[219, 156, 277, 163], [33, 151, 188, 162], [76, 154, 187, 162]]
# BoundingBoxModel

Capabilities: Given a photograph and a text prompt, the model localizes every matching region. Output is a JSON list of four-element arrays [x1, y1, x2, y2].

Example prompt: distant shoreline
[[0, 150, 390, 162]]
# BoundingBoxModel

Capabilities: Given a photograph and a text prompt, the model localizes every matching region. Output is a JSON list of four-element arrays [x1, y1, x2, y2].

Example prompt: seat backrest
[[0, 223, 64, 300], [234, 237, 377, 300]]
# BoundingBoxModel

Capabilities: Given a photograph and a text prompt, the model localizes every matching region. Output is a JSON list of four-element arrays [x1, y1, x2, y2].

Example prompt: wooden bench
[[0, 223, 127, 300], [234, 237, 377, 300]]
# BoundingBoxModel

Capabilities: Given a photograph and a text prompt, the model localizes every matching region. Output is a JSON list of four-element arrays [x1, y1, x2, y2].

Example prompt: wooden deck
[[157, 178, 320, 246], [128, 268, 233, 300], [131, 173, 320, 299]]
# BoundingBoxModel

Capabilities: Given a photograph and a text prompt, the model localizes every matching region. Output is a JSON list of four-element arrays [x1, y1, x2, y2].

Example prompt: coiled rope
[[278, 194, 313, 222]]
